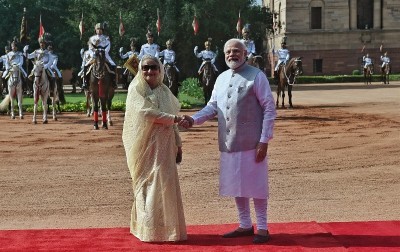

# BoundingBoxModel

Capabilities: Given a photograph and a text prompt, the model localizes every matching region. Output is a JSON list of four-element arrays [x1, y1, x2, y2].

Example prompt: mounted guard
[[24, 34, 56, 93], [160, 39, 180, 97], [85, 22, 117, 90], [274, 41, 290, 84], [194, 38, 218, 82], [138, 30, 160, 59], [120, 37, 139, 88], [2, 39, 27, 88], [362, 53, 374, 74]]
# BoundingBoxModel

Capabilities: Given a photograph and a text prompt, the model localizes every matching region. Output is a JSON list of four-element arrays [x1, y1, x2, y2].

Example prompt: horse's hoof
[[20, 116, 24, 119], [43, 120, 48, 124], [102, 123, 108, 130], [54, 117, 58, 121], [108, 121, 113, 126], [93, 124, 99, 130], [33, 121, 37, 124], [11, 115, 15, 119]]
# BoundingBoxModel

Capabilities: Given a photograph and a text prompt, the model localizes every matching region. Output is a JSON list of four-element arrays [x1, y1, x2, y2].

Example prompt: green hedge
[[267, 74, 400, 84]]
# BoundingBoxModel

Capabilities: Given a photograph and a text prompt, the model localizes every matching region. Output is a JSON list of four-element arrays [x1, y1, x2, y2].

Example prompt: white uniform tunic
[[88, 34, 116, 66], [380, 55, 390, 68], [2, 51, 27, 78], [120, 50, 138, 60], [48, 51, 62, 78], [275, 48, 290, 71], [26, 48, 55, 77], [240, 39, 256, 57], [194, 48, 218, 73], [138, 43, 160, 59]]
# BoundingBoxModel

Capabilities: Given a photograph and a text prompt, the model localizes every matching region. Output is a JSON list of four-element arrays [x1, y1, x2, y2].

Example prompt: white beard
[[226, 58, 245, 70]]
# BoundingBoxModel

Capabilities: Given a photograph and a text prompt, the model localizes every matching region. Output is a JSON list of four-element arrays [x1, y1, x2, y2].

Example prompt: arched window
[[357, 0, 373, 29]]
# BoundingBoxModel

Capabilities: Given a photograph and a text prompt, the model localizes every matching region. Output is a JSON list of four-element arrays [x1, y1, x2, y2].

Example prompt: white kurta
[[192, 70, 276, 199]]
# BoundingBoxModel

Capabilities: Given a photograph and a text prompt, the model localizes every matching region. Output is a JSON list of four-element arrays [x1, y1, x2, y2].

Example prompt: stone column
[[373, 0, 382, 29], [350, 0, 357, 30]]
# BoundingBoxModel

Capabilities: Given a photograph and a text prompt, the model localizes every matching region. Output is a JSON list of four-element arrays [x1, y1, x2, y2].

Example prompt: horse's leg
[[9, 86, 15, 119], [17, 85, 23, 119], [42, 93, 48, 124], [281, 84, 286, 108], [32, 89, 38, 124], [52, 97, 57, 121], [288, 85, 293, 108], [107, 97, 113, 127], [275, 87, 280, 108], [85, 90, 91, 117], [92, 91, 100, 130], [100, 97, 108, 129]]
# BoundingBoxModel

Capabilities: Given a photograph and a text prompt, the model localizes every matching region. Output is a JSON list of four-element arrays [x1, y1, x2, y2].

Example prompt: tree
[[0, 0, 273, 79]]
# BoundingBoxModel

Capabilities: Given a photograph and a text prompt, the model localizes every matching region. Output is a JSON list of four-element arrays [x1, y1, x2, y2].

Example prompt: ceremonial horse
[[7, 63, 24, 119], [200, 60, 217, 104], [88, 47, 114, 129], [276, 57, 303, 108], [32, 60, 58, 123], [164, 62, 179, 97], [381, 63, 390, 84], [363, 65, 373, 85], [248, 53, 266, 72]]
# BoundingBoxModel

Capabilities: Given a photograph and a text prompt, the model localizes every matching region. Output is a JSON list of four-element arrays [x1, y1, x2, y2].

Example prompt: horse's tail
[[0, 94, 10, 112]]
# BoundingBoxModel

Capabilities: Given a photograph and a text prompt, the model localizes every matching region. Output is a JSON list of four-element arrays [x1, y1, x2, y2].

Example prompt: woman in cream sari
[[122, 54, 187, 242]]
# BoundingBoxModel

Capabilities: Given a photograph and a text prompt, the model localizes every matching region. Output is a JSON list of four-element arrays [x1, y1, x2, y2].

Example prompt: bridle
[[202, 60, 214, 86], [283, 58, 302, 86], [9, 64, 21, 87], [93, 47, 106, 79]]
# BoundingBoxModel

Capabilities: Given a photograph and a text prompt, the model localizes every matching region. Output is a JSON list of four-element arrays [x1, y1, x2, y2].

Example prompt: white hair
[[223, 38, 246, 52]]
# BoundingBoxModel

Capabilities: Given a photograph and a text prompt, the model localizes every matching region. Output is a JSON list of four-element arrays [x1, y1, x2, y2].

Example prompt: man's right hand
[[178, 115, 194, 129]]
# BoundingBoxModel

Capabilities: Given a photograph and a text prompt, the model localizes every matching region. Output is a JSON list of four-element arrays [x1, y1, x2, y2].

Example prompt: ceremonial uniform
[[25, 48, 54, 78], [240, 28, 256, 58], [120, 49, 139, 60], [88, 34, 116, 66], [380, 54, 390, 68], [274, 46, 290, 71], [138, 43, 160, 59], [48, 48, 62, 78], [2, 50, 27, 78], [86, 22, 117, 89], [362, 55, 373, 69], [194, 41, 218, 74], [160, 48, 179, 72]]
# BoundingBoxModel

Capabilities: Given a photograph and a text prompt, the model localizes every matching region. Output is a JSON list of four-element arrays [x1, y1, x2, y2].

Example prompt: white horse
[[7, 63, 24, 119], [32, 61, 58, 124]]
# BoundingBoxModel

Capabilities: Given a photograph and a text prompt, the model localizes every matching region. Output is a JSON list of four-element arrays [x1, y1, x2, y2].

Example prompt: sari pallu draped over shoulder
[[122, 67, 187, 242]]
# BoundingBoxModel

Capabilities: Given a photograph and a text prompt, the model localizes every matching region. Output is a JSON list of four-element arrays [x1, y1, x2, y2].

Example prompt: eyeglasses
[[142, 65, 159, 71]]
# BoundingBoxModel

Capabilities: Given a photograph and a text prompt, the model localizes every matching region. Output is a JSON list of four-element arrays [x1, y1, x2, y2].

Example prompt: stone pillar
[[350, 0, 357, 30], [373, 0, 382, 29]]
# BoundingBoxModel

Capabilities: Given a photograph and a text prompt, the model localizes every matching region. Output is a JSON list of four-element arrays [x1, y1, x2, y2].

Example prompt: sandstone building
[[263, 0, 400, 75]]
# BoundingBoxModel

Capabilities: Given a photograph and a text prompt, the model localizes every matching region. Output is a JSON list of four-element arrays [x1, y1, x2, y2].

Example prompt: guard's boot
[[82, 66, 88, 90], [110, 65, 118, 89]]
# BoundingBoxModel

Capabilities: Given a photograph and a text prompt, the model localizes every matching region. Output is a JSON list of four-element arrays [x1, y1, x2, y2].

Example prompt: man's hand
[[255, 142, 268, 163], [176, 147, 182, 164], [178, 115, 194, 129]]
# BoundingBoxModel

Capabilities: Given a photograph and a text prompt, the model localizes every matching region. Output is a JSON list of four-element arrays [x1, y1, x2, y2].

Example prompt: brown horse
[[88, 47, 115, 130], [276, 57, 303, 109], [200, 60, 217, 104], [363, 65, 373, 85], [164, 62, 179, 97], [381, 63, 390, 84]]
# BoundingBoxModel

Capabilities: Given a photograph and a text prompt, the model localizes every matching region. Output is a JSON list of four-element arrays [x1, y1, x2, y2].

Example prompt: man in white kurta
[[180, 38, 276, 244]]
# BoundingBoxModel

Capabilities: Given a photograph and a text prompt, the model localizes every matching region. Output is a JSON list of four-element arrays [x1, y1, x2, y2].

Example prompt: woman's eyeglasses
[[142, 65, 159, 71]]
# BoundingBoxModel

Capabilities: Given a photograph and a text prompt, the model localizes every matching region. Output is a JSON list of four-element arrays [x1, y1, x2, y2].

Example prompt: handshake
[[175, 115, 194, 129]]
